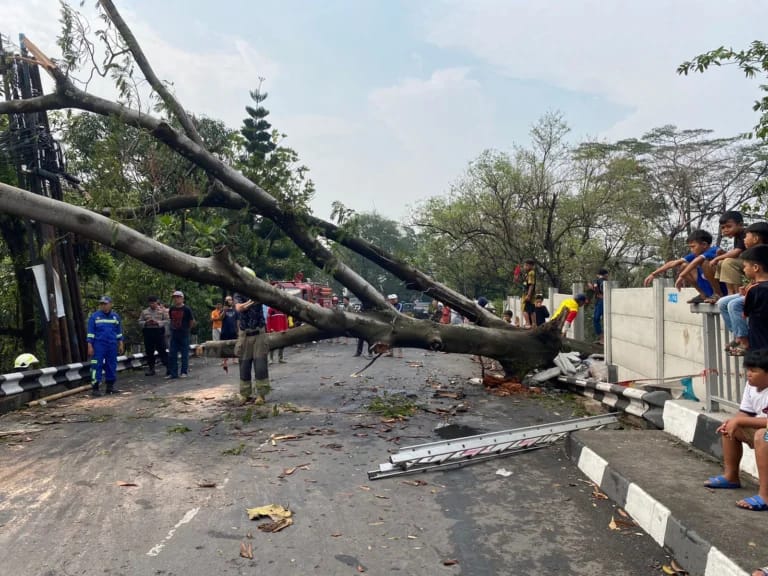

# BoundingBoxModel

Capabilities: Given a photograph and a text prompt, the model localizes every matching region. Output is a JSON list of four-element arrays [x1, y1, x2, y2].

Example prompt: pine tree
[[240, 79, 276, 158]]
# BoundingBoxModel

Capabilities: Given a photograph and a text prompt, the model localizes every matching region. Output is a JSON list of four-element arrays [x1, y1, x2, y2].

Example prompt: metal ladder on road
[[368, 413, 618, 480]]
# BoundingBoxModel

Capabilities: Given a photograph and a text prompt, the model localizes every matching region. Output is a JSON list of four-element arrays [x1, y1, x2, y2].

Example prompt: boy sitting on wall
[[708, 210, 746, 296], [704, 348, 768, 512], [643, 229, 724, 304]]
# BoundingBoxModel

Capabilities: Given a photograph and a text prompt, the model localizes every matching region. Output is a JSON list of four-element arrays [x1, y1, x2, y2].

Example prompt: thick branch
[[0, 93, 69, 114], [5, 49, 389, 312], [0, 180, 561, 373], [304, 214, 504, 327]]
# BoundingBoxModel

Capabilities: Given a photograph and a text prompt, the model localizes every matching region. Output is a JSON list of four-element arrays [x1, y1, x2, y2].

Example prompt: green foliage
[[414, 113, 768, 297], [222, 442, 247, 456], [241, 83, 277, 158], [167, 424, 191, 434], [334, 212, 421, 299], [367, 393, 418, 418], [679, 42, 768, 140], [77, 247, 117, 283]]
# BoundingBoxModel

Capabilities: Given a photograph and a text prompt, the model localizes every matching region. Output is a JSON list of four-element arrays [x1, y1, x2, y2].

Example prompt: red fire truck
[[272, 274, 334, 309]]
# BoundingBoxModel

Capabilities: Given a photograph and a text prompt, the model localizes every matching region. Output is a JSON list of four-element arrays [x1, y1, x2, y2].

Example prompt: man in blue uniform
[[87, 296, 125, 397]]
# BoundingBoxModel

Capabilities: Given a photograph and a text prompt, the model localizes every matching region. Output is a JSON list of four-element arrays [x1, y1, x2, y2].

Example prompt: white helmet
[[14, 353, 39, 369]]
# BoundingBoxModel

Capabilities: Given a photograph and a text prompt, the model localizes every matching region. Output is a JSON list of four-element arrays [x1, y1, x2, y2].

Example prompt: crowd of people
[[636, 210, 768, 524]]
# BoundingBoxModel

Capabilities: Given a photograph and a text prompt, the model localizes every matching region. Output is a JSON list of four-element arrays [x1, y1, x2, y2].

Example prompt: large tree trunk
[[0, 15, 566, 378]]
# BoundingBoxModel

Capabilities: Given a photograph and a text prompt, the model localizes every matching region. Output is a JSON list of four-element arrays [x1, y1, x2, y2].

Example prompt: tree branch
[[98, 0, 204, 146]]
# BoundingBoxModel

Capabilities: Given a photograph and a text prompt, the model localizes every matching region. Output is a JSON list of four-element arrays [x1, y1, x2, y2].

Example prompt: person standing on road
[[139, 295, 169, 376], [210, 301, 224, 342], [220, 296, 238, 372], [385, 294, 403, 358], [166, 290, 196, 380], [87, 296, 125, 397], [267, 306, 288, 364], [587, 269, 608, 344], [234, 267, 270, 404]]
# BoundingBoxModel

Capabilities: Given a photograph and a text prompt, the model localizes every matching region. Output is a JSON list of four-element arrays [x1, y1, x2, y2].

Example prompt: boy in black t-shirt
[[741, 245, 768, 351], [533, 294, 550, 327]]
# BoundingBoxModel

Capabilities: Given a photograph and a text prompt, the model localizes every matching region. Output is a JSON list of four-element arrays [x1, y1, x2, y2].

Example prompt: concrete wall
[[610, 285, 708, 398], [610, 286, 658, 382], [602, 282, 741, 408]]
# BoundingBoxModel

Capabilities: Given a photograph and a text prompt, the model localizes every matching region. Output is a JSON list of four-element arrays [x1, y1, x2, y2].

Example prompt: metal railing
[[695, 308, 743, 412]]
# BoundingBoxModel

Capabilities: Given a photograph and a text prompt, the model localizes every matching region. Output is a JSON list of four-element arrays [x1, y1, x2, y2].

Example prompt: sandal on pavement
[[704, 475, 741, 489], [737, 495, 768, 511]]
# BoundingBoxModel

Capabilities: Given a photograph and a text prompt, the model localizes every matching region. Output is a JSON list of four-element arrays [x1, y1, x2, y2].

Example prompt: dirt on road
[[0, 342, 669, 575]]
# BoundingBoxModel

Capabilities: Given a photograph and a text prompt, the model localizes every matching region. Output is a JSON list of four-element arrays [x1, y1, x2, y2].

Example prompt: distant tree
[[578, 127, 768, 261]]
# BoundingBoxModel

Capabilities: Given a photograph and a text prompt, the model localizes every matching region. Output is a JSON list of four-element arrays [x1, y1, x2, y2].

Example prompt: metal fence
[[694, 308, 743, 412]]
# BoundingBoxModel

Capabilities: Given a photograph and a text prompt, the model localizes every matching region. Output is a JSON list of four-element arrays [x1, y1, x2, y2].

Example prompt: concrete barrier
[[0, 352, 149, 397], [558, 374, 672, 429]]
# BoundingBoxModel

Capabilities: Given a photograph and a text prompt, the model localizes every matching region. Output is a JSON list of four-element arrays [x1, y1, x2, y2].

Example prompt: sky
[[3, 0, 767, 221]]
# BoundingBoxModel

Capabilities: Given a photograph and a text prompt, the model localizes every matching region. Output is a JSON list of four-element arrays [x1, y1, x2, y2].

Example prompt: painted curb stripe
[[568, 434, 750, 576]]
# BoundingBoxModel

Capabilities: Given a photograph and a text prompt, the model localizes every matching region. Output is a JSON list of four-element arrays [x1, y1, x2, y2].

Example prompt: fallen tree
[[0, 1, 566, 377]]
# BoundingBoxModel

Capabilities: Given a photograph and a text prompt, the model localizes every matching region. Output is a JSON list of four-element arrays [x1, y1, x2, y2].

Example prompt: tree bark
[[0, 30, 564, 377]]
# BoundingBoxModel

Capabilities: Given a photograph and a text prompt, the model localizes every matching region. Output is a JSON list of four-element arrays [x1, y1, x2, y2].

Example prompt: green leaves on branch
[[679, 41, 768, 140]]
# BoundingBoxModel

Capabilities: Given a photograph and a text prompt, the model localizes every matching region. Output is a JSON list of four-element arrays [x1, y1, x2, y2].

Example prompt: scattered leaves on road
[[367, 393, 417, 418], [432, 390, 465, 400], [279, 464, 310, 478], [257, 518, 293, 532], [239, 541, 253, 559], [400, 479, 428, 487], [270, 434, 302, 446], [246, 504, 292, 521], [197, 481, 217, 488], [443, 559, 459, 566], [608, 512, 636, 531], [166, 424, 191, 434], [116, 481, 138, 487], [222, 443, 246, 456]]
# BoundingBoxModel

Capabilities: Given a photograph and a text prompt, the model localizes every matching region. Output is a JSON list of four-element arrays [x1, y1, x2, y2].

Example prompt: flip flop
[[728, 345, 749, 357], [687, 295, 706, 304], [738, 495, 768, 511], [704, 475, 741, 489]]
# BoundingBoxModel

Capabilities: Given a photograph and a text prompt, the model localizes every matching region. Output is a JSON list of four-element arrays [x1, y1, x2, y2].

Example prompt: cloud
[[291, 68, 494, 220], [368, 67, 493, 154], [423, 0, 766, 138], [3, 2, 278, 129]]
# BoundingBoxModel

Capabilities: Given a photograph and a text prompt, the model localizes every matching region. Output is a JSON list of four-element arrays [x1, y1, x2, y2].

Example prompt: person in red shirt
[[267, 306, 289, 363]]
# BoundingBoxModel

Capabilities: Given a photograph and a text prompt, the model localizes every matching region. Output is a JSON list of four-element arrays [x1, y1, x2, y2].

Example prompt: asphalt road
[[0, 341, 671, 575]]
